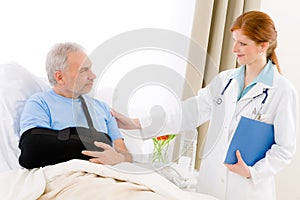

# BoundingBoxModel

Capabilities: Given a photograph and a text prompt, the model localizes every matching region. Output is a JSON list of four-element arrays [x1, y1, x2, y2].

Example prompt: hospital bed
[[0, 63, 218, 200]]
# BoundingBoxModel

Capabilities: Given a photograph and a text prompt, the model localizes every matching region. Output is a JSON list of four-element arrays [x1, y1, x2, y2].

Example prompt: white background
[[0, 0, 195, 115], [0, 0, 194, 78]]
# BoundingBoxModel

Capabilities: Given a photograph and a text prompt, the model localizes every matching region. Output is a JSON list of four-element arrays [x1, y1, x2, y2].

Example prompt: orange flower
[[156, 135, 169, 140]]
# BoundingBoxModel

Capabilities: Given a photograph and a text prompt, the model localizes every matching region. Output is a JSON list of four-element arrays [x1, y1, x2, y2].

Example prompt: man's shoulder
[[84, 95, 110, 109], [28, 90, 51, 100]]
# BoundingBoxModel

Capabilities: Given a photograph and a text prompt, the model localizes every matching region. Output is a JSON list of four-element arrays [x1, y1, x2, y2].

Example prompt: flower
[[152, 134, 176, 163]]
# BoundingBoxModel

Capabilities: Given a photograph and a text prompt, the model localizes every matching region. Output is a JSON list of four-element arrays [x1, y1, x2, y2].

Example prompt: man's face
[[60, 51, 96, 97]]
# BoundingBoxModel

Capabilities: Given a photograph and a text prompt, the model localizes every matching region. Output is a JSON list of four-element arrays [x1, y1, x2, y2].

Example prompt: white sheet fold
[[0, 159, 218, 200]]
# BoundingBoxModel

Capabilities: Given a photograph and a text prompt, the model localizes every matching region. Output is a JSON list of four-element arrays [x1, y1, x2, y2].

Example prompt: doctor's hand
[[111, 109, 141, 130], [224, 150, 251, 179], [82, 141, 131, 165]]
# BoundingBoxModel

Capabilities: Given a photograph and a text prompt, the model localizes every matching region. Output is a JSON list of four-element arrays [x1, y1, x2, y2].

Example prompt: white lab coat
[[140, 65, 298, 200]]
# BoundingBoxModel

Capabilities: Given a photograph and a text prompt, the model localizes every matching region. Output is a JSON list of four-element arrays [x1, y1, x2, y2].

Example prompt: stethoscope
[[216, 78, 269, 120], [216, 79, 233, 105]]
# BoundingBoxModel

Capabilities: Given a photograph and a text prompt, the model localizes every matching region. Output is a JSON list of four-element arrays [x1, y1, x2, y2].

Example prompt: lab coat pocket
[[257, 114, 273, 124]]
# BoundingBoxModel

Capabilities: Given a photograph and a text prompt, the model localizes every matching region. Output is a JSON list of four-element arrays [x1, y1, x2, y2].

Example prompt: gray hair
[[46, 42, 85, 86]]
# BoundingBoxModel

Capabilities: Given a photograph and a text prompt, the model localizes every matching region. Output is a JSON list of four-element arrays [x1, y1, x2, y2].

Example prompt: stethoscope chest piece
[[216, 97, 222, 105]]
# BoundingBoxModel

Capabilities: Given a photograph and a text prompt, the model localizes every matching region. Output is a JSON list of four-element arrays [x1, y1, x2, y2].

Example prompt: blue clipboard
[[224, 116, 275, 166]]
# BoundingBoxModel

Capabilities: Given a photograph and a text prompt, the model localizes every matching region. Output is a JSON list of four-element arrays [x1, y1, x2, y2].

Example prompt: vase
[[151, 142, 171, 166]]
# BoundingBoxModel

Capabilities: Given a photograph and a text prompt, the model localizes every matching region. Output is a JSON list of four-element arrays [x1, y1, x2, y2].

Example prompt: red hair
[[230, 11, 280, 73]]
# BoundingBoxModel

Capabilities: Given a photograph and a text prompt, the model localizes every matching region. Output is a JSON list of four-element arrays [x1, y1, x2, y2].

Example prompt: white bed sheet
[[0, 159, 218, 200]]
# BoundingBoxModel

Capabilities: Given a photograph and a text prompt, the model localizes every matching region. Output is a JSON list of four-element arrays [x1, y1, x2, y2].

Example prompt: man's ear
[[54, 70, 64, 84]]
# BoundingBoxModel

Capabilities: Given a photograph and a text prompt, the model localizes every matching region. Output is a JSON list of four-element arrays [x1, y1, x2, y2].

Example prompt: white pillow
[[0, 63, 50, 172]]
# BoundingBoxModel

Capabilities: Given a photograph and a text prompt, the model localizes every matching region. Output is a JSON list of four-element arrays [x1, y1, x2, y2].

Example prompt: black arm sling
[[19, 95, 112, 169]]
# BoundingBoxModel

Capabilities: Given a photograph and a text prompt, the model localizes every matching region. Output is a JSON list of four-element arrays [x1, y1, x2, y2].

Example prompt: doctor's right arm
[[112, 85, 213, 136]]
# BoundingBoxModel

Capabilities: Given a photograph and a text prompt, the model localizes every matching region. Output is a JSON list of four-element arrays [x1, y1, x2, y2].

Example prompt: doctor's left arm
[[249, 86, 298, 184]]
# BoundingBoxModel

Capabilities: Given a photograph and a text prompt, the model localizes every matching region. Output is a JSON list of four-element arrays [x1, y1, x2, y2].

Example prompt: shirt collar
[[254, 60, 274, 87], [230, 60, 274, 87]]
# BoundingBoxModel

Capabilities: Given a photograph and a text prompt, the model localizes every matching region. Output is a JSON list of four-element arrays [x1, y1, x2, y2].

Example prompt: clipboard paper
[[224, 116, 275, 166]]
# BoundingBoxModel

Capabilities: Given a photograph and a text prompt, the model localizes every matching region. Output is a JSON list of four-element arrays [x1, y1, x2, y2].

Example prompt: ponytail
[[269, 51, 281, 73]]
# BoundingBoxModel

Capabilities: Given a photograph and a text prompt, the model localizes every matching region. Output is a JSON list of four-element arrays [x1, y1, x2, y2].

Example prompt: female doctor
[[111, 11, 298, 200]]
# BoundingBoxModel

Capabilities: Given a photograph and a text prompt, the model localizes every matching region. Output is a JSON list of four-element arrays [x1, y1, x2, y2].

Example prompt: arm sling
[[19, 96, 112, 169]]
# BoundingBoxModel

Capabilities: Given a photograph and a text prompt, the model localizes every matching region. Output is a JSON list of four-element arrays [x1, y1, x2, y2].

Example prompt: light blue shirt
[[20, 90, 122, 141], [231, 60, 274, 100]]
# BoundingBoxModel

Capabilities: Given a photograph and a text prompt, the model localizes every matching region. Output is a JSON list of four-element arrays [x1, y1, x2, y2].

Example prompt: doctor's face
[[232, 29, 263, 66]]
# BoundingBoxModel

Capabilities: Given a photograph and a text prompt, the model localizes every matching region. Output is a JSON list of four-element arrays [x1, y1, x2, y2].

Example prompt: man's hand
[[224, 150, 251, 178], [111, 109, 141, 129], [82, 141, 129, 165]]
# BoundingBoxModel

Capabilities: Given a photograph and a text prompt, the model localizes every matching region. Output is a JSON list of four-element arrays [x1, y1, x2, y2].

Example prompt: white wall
[[0, 0, 195, 115], [261, 1, 300, 199], [0, 0, 194, 78]]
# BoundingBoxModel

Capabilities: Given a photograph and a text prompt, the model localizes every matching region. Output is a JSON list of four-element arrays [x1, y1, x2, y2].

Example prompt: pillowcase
[[0, 63, 50, 172]]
